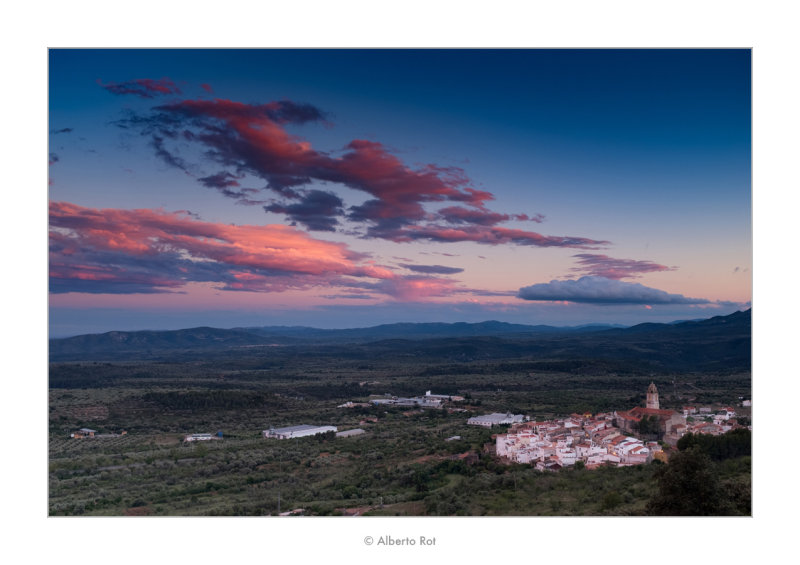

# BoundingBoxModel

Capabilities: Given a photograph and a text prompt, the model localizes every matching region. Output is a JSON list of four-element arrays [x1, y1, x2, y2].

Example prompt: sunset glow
[[49, 49, 751, 335]]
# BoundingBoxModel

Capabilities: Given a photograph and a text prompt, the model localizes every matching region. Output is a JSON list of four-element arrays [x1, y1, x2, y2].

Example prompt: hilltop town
[[492, 383, 749, 470]]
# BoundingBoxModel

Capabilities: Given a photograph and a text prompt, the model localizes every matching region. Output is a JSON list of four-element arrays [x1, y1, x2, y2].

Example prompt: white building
[[184, 433, 216, 442], [264, 424, 337, 440], [425, 391, 466, 402], [467, 412, 527, 427], [555, 447, 578, 466], [335, 428, 365, 438], [370, 396, 442, 408]]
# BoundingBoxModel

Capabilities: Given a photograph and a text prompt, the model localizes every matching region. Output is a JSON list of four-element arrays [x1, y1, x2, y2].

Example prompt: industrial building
[[369, 396, 442, 408], [183, 433, 218, 442], [335, 428, 366, 438], [263, 424, 337, 440], [70, 428, 97, 438], [467, 413, 528, 427]]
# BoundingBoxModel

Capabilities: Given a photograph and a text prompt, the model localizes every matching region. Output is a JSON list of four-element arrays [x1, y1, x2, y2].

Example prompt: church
[[614, 382, 686, 445]]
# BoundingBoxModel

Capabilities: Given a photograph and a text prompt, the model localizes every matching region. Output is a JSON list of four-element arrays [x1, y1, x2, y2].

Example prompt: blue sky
[[48, 49, 751, 336]]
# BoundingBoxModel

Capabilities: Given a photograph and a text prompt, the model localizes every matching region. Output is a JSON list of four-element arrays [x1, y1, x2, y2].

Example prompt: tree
[[646, 447, 730, 515], [636, 415, 661, 437], [677, 429, 751, 461]]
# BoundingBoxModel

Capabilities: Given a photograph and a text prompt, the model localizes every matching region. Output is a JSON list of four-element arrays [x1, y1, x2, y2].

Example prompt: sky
[[48, 49, 751, 336]]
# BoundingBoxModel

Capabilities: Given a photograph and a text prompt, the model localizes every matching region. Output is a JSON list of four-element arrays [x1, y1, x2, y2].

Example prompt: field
[[48, 347, 751, 516]]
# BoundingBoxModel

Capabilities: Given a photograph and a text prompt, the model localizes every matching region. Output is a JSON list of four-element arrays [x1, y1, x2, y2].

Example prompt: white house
[[555, 447, 577, 466]]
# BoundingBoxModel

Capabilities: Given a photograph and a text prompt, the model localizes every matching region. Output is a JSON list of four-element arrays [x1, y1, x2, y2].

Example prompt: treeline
[[142, 390, 282, 410], [647, 429, 751, 516], [677, 428, 751, 461], [418, 358, 654, 377]]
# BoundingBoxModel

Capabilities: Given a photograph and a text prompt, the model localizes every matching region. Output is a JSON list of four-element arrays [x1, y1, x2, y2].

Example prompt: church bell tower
[[646, 382, 660, 409]]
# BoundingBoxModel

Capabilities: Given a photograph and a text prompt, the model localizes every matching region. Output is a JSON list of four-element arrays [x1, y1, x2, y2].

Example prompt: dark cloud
[[49, 153, 59, 165], [199, 171, 242, 190], [399, 263, 464, 275], [151, 135, 190, 172], [50, 128, 74, 134], [99, 77, 182, 98], [571, 253, 676, 279], [436, 206, 544, 226], [378, 224, 609, 248], [715, 300, 749, 308], [517, 276, 710, 305], [264, 190, 345, 232], [157, 98, 326, 126], [197, 172, 264, 204]]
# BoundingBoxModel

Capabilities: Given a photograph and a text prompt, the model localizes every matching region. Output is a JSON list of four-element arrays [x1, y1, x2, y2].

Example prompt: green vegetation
[[49, 349, 751, 516], [677, 428, 751, 461], [647, 446, 751, 516], [643, 429, 752, 516]]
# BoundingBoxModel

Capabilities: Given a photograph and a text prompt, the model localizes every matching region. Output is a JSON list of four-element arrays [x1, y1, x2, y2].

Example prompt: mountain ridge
[[49, 310, 750, 368]]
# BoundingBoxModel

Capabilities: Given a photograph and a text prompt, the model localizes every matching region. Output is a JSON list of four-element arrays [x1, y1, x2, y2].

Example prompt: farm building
[[335, 428, 365, 438], [467, 413, 527, 427], [184, 433, 217, 442], [370, 396, 442, 408], [71, 428, 97, 438], [424, 390, 466, 402], [263, 424, 337, 440]]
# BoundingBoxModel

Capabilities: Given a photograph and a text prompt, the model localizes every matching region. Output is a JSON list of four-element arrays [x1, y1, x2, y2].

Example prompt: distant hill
[[595, 309, 748, 336], [48, 326, 276, 360], [49, 320, 609, 361], [235, 320, 624, 341], [49, 310, 751, 373]]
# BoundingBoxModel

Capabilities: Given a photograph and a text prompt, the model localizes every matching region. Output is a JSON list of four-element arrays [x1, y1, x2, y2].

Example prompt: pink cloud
[[49, 201, 387, 294], [570, 253, 676, 279], [151, 99, 492, 229], [372, 276, 461, 301], [115, 95, 598, 247], [49, 201, 463, 299]]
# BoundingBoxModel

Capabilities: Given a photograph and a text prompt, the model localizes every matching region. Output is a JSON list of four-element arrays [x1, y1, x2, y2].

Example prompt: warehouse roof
[[271, 424, 329, 434]]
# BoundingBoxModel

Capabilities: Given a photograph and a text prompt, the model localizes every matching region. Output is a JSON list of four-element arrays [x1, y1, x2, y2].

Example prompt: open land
[[48, 312, 751, 516]]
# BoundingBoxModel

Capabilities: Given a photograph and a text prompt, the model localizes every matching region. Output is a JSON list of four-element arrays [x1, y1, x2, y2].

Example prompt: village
[[67, 383, 750, 473], [489, 383, 750, 471]]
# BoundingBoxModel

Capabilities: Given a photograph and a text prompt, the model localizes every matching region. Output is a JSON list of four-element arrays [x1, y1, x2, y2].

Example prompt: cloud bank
[[517, 276, 710, 305]]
